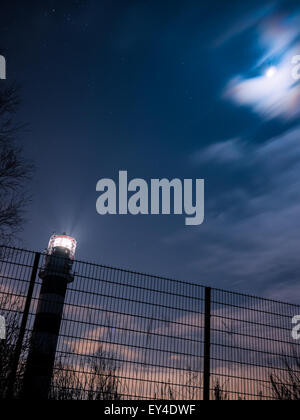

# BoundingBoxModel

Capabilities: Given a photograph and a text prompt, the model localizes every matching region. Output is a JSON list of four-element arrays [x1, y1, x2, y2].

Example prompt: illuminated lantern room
[[47, 233, 77, 259]]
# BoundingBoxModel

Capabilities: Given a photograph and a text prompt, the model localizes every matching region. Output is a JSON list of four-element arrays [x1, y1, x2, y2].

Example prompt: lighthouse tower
[[22, 234, 77, 399]]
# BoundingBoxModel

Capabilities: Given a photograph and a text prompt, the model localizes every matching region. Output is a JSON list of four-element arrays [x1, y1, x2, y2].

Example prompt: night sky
[[1, 0, 300, 301]]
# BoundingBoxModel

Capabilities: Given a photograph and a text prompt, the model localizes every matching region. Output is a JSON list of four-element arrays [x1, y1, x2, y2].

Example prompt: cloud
[[265, 281, 300, 304], [257, 11, 300, 64], [224, 50, 300, 120], [192, 138, 243, 164], [170, 126, 300, 300], [223, 8, 300, 120], [213, 3, 276, 48]]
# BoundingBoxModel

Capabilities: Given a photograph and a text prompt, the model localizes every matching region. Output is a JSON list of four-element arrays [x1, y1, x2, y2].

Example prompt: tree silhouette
[[0, 84, 33, 245], [0, 294, 29, 399], [49, 348, 121, 400], [270, 355, 300, 400]]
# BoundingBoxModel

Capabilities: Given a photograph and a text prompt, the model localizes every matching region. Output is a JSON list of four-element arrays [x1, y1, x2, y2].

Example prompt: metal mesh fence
[[0, 246, 299, 400]]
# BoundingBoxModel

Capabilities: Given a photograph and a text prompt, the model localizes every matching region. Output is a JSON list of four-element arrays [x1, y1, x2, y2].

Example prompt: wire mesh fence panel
[[210, 289, 300, 400], [57, 260, 206, 400], [0, 247, 42, 398], [0, 246, 300, 400]]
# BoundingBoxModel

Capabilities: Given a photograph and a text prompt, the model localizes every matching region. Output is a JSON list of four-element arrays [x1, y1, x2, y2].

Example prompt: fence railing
[[0, 246, 299, 400]]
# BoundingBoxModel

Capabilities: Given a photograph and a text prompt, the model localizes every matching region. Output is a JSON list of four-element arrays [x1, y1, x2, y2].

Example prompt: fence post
[[203, 286, 211, 401], [6, 252, 40, 399]]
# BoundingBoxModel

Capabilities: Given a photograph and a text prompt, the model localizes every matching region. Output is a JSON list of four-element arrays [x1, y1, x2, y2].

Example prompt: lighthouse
[[22, 234, 77, 399]]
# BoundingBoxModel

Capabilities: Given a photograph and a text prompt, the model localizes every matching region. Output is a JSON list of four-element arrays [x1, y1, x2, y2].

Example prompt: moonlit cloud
[[224, 10, 300, 120]]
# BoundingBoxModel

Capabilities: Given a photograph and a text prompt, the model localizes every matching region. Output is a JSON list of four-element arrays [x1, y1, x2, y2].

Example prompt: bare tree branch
[[0, 84, 33, 245]]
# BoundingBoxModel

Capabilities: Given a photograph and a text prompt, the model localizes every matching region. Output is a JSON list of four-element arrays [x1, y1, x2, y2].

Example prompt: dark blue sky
[[1, 0, 300, 301]]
